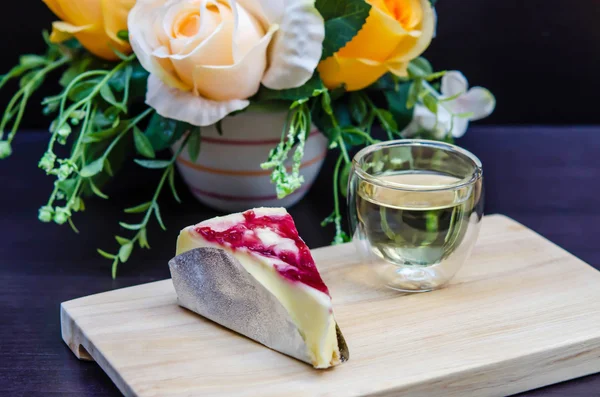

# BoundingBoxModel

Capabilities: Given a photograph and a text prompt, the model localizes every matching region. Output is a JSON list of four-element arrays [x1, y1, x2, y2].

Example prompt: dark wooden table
[[1, 126, 599, 396]]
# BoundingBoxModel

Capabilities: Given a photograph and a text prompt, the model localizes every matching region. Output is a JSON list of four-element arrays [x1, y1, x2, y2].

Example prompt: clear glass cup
[[348, 140, 484, 292]]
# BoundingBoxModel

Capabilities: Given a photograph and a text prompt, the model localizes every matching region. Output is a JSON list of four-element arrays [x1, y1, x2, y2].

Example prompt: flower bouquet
[[0, 0, 494, 276]]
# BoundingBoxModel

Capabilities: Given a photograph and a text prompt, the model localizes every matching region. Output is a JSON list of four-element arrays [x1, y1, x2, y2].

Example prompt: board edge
[[369, 335, 600, 397], [61, 302, 138, 397]]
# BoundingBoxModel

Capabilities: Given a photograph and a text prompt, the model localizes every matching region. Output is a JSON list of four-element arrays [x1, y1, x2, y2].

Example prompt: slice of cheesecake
[[171, 207, 348, 368]]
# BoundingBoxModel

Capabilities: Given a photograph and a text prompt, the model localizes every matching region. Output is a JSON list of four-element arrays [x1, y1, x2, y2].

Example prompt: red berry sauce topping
[[195, 210, 330, 296]]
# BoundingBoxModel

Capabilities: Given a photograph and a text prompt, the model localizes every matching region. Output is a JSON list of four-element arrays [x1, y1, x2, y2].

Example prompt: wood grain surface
[[61, 215, 600, 397]]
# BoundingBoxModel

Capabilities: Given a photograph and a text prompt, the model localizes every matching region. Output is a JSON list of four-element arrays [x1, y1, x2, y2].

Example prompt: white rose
[[128, 0, 325, 126]]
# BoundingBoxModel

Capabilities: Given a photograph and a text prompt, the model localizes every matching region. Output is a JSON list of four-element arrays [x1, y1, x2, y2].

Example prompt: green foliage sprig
[[258, 56, 474, 244], [0, 33, 71, 158], [98, 132, 193, 278], [0, 33, 191, 276]]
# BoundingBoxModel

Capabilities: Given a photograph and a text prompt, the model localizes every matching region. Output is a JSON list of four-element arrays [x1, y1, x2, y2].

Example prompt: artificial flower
[[403, 71, 496, 138], [318, 0, 435, 91], [128, 0, 325, 126], [43, 0, 135, 61]]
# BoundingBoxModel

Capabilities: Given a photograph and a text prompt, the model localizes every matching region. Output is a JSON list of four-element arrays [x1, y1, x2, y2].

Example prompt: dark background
[[1, 0, 600, 126], [2, 2, 600, 396]]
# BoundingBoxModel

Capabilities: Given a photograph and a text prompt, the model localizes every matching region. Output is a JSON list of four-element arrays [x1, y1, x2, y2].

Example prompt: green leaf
[[384, 84, 415, 131], [109, 66, 129, 93], [439, 91, 463, 103], [215, 120, 224, 136], [56, 179, 77, 197], [339, 162, 351, 197], [80, 157, 105, 177], [168, 166, 182, 204], [410, 57, 433, 76], [408, 58, 446, 81], [71, 197, 85, 212], [424, 71, 446, 82], [109, 44, 130, 61], [134, 159, 171, 169], [349, 93, 368, 125], [144, 113, 190, 152], [154, 204, 167, 231], [407, 79, 423, 109], [138, 227, 150, 249], [97, 249, 115, 260], [89, 179, 109, 199], [128, 61, 150, 101], [133, 127, 156, 158], [317, 0, 372, 59], [104, 158, 114, 177], [93, 107, 121, 128], [20, 70, 44, 91], [0, 65, 26, 84], [321, 91, 333, 115], [100, 85, 126, 112], [68, 79, 100, 102], [19, 54, 47, 68], [321, 212, 336, 226], [124, 202, 151, 214], [115, 236, 130, 246], [311, 97, 338, 144], [82, 122, 127, 143], [117, 30, 129, 41], [60, 66, 79, 88], [256, 73, 325, 101], [111, 257, 119, 280], [187, 128, 201, 162], [423, 94, 438, 114], [118, 243, 133, 263], [376, 109, 399, 135], [341, 127, 367, 146], [119, 222, 143, 231]]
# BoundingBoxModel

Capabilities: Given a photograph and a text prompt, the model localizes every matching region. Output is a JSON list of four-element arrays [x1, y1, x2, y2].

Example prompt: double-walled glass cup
[[348, 140, 484, 292]]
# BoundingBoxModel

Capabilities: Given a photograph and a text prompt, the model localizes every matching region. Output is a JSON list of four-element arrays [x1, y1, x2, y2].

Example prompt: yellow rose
[[43, 0, 136, 61], [129, 0, 325, 127], [318, 0, 435, 91]]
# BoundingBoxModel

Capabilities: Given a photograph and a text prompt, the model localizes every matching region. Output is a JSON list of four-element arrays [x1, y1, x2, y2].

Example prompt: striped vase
[[173, 110, 329, 212]]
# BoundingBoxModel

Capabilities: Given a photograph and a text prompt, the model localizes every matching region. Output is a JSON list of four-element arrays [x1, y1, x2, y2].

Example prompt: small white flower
[[403, 71, 496, 138]]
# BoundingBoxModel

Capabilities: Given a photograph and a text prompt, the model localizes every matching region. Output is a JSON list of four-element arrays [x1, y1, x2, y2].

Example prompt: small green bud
[[43, 102, 58, 116], [57, 123, 72, 138], [70, 110, 86, 120], [57, 163, 74, 180], [0, 141, 12, 159], [38, 206, 54, 223], [38, 152, 56, 172], [53, 207, 71, 225]]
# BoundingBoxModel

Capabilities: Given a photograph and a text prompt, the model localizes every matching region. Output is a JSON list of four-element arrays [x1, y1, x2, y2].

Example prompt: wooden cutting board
[[61, 215, 600, 397]]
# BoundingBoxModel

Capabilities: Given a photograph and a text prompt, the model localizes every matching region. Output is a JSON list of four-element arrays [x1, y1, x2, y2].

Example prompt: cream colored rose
[[128, 0, 325, 126]]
